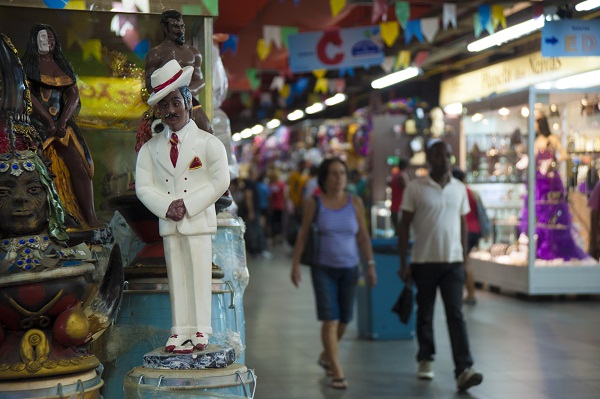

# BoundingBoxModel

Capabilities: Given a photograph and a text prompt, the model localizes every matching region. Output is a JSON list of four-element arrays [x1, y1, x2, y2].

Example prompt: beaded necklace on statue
[[0, 233, 75, 272]]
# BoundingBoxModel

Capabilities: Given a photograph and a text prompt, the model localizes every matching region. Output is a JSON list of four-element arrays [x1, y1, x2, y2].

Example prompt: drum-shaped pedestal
[[0, 368, 103, 399], [124, 363, 256, 398]]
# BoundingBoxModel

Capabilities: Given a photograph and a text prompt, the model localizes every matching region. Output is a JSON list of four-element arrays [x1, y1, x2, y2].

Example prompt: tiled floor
[[243, 245, 600, 399]]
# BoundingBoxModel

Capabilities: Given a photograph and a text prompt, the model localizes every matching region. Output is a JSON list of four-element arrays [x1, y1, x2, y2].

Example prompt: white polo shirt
[[401, 175, 470, 263]]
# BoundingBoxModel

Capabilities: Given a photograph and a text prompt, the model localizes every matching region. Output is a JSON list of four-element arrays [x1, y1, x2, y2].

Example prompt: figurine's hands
[[46, 121, 57, 138], [55, 120, 67, 138], [166, 199, 186, 221]]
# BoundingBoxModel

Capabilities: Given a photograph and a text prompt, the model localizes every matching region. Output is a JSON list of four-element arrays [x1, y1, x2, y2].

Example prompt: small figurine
[[135, 60, 230, 353], [22, 23, 101, 229]]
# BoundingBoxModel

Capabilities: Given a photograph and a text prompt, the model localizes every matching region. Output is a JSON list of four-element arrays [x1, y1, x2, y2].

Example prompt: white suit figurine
[[135, 60, 230, 353]]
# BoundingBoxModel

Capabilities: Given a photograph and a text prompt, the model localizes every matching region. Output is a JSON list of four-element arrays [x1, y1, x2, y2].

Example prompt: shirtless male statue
[[145, 9, 212, 132]]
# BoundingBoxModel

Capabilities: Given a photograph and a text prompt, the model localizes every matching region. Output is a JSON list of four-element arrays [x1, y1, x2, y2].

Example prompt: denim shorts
[[310, 265, 359, 323]]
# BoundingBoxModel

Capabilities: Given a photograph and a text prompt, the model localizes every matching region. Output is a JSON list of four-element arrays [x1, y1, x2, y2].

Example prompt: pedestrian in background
[[388, 158, 410, 235], [452, 167, 482, 305], [398, 140, 483, 392], [291, 157, 377, 390]]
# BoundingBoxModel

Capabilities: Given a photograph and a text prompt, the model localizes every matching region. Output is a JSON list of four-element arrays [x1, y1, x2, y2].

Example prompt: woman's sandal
[[331, 377, 348, 390], [318, 357, 334, 376]]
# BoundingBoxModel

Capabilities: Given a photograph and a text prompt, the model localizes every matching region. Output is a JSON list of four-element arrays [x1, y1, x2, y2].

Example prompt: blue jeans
[[311, 265, 359, 323], [411, 262, 474, 377]]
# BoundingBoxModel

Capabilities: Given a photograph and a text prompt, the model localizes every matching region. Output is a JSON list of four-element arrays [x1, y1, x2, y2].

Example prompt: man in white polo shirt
[[398, 139, 483, 392]]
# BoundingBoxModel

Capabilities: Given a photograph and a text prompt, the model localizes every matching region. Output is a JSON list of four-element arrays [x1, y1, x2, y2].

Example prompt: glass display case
[[0, 1, 216, 225], [463, 87, 600, 295]]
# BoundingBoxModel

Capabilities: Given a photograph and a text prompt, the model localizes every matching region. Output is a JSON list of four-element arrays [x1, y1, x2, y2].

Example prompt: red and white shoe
[[191, 332, 209, 351], [165, 334, 188, 353]]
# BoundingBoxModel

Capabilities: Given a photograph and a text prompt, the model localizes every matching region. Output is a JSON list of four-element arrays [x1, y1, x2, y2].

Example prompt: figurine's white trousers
[[163, 232, 213, 337]]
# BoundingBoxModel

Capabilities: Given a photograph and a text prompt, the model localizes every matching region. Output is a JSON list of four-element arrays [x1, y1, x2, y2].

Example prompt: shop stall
[[440, 51, 600, 295]]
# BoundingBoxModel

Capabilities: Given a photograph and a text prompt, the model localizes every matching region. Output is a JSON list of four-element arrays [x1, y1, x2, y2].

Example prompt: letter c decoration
[[317, 31, 344, 65]]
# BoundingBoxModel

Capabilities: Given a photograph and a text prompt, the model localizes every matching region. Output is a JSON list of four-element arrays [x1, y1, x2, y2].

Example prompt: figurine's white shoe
[[191, 332, 209, 351], [165, 334, 188, 352]]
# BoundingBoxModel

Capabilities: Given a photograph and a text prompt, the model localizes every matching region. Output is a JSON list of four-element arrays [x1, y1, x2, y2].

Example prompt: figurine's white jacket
[[135, 120, 230, 237]]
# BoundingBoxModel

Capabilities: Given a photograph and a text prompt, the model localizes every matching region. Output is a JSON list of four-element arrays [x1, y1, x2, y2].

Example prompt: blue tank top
[[317, 195, 360, 268]]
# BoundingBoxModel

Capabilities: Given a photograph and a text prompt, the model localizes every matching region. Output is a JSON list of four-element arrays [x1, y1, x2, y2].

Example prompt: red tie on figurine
[[170, 133, 179, 167]]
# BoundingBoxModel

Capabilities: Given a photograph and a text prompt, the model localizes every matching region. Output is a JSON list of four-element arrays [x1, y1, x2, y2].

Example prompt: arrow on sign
[[545, 36, 559, 45]]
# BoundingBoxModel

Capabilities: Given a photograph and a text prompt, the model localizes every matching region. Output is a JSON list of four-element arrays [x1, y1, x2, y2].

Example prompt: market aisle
[[242, 244, 600, 399]]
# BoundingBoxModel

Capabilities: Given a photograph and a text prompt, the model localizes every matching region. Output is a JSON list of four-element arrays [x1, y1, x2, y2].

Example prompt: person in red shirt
[[388, 158, 409, 235], [452, 168, 481, 305], [269, 170, 287, 245]]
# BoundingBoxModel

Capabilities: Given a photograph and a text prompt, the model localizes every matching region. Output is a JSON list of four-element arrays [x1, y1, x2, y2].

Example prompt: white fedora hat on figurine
[[147, 59, 193, 106]]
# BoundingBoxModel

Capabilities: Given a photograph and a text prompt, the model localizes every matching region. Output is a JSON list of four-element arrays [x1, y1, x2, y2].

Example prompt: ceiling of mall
[[212, 0, 599, 130]]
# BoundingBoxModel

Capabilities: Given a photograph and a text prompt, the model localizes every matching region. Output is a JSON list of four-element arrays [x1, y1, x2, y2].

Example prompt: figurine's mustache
[[165, 112, 180, 119]]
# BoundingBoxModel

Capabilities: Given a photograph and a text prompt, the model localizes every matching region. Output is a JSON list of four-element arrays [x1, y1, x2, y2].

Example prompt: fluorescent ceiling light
[[305, 103, 325, 114], [371, 67, 421, 89], [232, 133, 242, 142], [240, 128, 252, 139], [576, 0, 600, 11], [467, 17, 545, 52], [498, 107, 510, 116], [443, 102, 462, 115], [535, 70, 600, 89], [251, 124, 264, 135], [287, 110, 305, 121], [324, 93, 347, 106], [266, 119, 281, 129]]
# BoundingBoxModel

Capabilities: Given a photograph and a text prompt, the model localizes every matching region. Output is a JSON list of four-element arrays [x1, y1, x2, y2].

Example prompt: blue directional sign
[[542, 20, 600, 57]]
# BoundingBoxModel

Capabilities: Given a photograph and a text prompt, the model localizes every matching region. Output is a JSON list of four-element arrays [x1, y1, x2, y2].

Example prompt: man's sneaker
[[456, 368, 483, 392], [417, 360, 434, 380]]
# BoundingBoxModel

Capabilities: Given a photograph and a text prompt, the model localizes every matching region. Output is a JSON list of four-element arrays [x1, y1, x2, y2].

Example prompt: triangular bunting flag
[[221, 34, 239, 55], [443, 3, 457, 30], [473, 12, 483, 37], [395, 50, 411, 71], [421, 17, 439, 43], [405, 19, 425, 44], [330, 0, 346, 17], [263, 25, 283, 49], [314, 77, 329, 93], [395, 1, 410, 29], [312, 69, 327, 79], [491, 5, 506, 30], [381, 56, 395, 73], [260, 92, 273, 106], [478, 5, 491, 31], [371, 0, 388, 23], [270, 76, 285, 92], [246, 68, 260, 90], [257, 39, 272, 61], [413, 51, 428, 67], [281, 26, 299, 49], [81, 39, 102, 62], [280, 83, 291, 98], [292, 77, 310, 95], [380, 21, 399, 47], [339, 68, 355, 78]]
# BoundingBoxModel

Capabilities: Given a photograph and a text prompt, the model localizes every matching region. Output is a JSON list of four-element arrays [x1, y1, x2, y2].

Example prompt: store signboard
[[541, 20, 600, 57], [288, 26, 384, 73], [440, 51, 600, 106]]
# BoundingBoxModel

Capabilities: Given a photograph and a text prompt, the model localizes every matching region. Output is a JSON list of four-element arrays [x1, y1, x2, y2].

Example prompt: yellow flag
[[81, 39, 102, 62], [257, 38, 272, 61], [395, 50, 411, 71], [312, 69, 327, 79], [280, 83, 291, 98], [330, 0, 346, 17], [314, 78, 328, 94], [380, 21, 399, 47], [491, 5, 506, 29]]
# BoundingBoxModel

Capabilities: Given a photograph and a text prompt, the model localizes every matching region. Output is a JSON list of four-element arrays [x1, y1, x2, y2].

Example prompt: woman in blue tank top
[[291, 157, 377, 390]]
